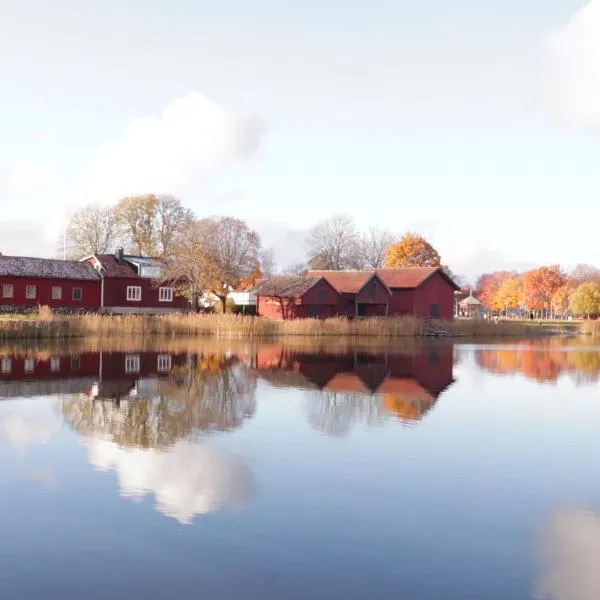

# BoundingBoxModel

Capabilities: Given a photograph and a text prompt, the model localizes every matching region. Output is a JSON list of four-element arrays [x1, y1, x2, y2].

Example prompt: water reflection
[[476, 341, 600, 385], [536, 508, 600, 600], [249, 345, 455, 435]]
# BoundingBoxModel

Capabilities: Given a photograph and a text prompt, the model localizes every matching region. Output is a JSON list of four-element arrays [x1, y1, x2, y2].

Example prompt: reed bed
[[579, 320, 600, 338], [0, 310, 563, 342]]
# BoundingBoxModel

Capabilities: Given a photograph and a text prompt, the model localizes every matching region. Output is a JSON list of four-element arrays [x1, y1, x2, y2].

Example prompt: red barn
[[86, 250, 190, 314], [0, 256, 101, 311], [307, 271, 391, 317], [256, 276, 339, 319], [376, 268, 460, 320]]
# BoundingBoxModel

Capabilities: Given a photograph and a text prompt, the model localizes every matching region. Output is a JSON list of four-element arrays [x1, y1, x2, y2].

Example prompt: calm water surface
[[1, 339, 600, 599]]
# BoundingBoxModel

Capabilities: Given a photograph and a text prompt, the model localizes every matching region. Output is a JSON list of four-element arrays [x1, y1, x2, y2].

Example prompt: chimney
[[115, 247, 124, 263]]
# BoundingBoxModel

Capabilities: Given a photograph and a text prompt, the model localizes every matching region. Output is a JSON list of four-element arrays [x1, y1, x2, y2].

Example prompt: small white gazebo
[[458, 291, 483, 319]]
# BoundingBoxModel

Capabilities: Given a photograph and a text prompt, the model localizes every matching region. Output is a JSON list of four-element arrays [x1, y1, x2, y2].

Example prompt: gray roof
[[255, 276, 324, 298], [0, 256, 101, 281], [459, 294, 482, 306]]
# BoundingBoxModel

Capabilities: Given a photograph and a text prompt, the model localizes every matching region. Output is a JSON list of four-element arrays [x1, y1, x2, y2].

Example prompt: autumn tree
[[306, 214, 359, 270], [552, 284, 573, 316], [200, 216, 261, 310], [384, 233, 441, 268], [494, 275, 524, 313], [571, 282, 600, 317], [115, 194, 194, 256], [357, 227, 395, 268], [61, 204, 122, 259], [475, 272, 514, 311], [523, 266, 566, 316]]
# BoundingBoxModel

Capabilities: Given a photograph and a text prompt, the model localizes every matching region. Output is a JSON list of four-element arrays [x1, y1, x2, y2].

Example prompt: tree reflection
[[60, 353, 256, 447], [476, 343, 600, 386]]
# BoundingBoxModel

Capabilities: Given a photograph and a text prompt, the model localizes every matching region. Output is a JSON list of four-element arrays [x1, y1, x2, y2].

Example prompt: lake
[[1, 338, 599, 599]]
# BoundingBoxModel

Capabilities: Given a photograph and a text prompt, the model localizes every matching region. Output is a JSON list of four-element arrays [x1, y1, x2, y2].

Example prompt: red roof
[[92, 255, 138, 278], [376, 268, 460, 290], [306, 271, 387, 294]]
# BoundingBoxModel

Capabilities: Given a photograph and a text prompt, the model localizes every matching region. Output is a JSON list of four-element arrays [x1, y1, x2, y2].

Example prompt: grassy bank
[[0, 311, 572, 341]]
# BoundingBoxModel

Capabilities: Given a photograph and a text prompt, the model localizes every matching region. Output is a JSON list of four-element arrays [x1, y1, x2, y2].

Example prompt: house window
[[157, 354, 172, 372], [127, 286, 142, 302], [72, 288, 83, 301], [52, 286, 62, 300], [25, 285, 37, 299], [1, 358, 11, 374], [50, 357, 60, 372], [159, 287, 173, 302], [70, 355, 81, 370], [429, 303, 440, 318], [357, 303, 367, 317], [316, 289, 326, 302], [309, 306, 319, 318], [2, 284, 13, 299], [125, 354, 140, 374], [24, 357, 35, 373]]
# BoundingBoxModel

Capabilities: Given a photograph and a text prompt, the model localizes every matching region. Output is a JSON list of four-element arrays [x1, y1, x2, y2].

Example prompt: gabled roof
[[375, 267, 461, 290], [255, 276, 326, 298], [91, 255, 138, 278], [306, 270, 390, 294], [0, 256, 101, 281]]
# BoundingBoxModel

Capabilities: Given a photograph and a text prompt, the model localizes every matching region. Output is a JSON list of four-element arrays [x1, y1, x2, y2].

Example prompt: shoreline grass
[[0, 311, 581, 342]]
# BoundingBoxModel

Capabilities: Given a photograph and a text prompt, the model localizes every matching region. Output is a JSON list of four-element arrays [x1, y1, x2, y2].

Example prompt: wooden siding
[[101, 278, 189, 312]]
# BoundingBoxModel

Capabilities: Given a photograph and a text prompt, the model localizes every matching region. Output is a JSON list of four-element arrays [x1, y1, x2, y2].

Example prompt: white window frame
[[24, 357, 35, 373], [52, 286, 62, 300], [157, 354, 172, 372], [2, 284, 13, 299], [159, 287, 173, 302], [72, 287, 83, 301], [25, 285, 37, 300], [50, 357, 60, 372], [127, 286, 142, 302], [1, 358, 11, 374], [125, 354, 140, 374]]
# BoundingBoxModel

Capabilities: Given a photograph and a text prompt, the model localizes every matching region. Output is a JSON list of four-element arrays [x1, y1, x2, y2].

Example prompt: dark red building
[[305, 267, 460, 320], [255, 276, 339, 320], [0, 256, 101, 311], [86, 250, 190, 314]]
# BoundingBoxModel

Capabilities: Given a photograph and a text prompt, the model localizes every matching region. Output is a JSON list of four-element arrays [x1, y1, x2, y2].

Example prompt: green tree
[[571, 282, 600, 317]]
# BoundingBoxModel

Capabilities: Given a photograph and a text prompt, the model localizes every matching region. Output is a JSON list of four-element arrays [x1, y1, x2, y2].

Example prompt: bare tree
[[357, 227, 395, 268], [259, 248, 276, 278], [115, 194, 194, 257], [282, 262, 308, 276], [306, 213, 359, 270], [62, 204, 122, 259]]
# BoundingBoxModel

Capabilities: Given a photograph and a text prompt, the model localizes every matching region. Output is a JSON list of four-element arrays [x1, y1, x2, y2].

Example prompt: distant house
[[227, 279, 266, 314], [255, 276, 339, 320], [306, 267, 460, 320], [84, 249, 190, 314], [458, 291, 484, 319], [0, 255, 101, 312], [307, 271, 391, 317]]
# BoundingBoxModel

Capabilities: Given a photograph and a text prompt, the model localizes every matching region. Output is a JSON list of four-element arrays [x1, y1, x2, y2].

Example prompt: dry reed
[[579, 320, 600, 338], [0, 311, 562, 342]]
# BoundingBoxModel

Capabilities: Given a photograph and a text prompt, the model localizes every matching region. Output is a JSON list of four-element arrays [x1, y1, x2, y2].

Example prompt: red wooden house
[[255, 276, 339, 320], [85, 250, 190, 314], [375, 268, 460, 320], [307, 271, 391, 317], [0, 256, 101, 311]]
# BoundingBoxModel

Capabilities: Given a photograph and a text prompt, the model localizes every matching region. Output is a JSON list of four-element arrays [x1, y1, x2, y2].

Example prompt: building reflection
[[476, 342, 600, 386], [247, 345, 455, 435], [0, 350, 256, 523]]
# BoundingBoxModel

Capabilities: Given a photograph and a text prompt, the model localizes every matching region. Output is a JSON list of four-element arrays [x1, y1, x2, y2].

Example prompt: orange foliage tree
[[494, 276, 524, 313], [384, 233, 441, 268], [522, 266, 565, 315], [476, 271, 514, 311], [552, 284, 573, 316]]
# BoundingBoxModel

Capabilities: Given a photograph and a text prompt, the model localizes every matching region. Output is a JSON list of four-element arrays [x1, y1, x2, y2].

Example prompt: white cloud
[[0, 163, 55, 197], [546, 0, 600, 126], [85, 438, 254, 524], [81, 92, 266, 204], [536, 508, 600, 600]]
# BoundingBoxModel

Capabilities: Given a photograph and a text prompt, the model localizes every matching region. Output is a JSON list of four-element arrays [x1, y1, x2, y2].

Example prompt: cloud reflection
[[536, 508, 600, 600], [84, 438, 254, 524], [0, 406, 56, 453]]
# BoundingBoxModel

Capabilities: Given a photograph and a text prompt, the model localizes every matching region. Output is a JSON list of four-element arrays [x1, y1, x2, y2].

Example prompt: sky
[[1, 0, 599, 281]]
